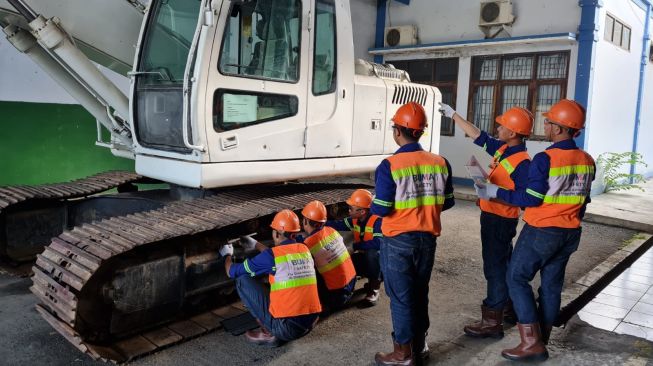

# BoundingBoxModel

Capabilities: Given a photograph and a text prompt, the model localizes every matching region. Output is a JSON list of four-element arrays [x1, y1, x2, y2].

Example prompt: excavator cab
[[131, 0, 371, 188]]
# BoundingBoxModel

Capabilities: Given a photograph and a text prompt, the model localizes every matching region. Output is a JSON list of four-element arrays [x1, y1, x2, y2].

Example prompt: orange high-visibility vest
[[303, 227, 356, 290], [352, 215, 381, 243], [523, 148, 595, 228], [381, 151, 449, 237], [479, 144, 530, 218], [269, 244, 322, 318]]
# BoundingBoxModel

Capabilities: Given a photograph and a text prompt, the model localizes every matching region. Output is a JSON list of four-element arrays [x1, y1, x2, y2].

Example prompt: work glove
[[239, 235, 258, 251], [474, 183, 499, 200], [438, 102, 456, 119], [219, 244, 234, 257]]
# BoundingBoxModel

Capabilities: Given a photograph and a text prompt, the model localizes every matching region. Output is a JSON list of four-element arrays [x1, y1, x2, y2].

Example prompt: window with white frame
[[605, 14, 631, 51], [468, 52, 570, 139]]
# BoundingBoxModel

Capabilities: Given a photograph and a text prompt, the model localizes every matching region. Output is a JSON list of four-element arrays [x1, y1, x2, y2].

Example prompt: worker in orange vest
[[301, 200, 357, 313], [326, 189, 383, 305], [372, 102, 455, 366], [439, 103, 532, 338], [476, 99, 595, 361], [221, 209, 322, 346]]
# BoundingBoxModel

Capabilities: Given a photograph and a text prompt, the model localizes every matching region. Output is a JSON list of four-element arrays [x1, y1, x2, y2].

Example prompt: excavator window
[[313, 0, 336, 95], [213, 89, 298, 132], [219, 0, 301, 83], [134, 0, 201, 152]]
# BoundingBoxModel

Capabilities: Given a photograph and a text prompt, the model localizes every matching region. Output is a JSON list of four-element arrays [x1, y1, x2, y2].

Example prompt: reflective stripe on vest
[[352, 215, 381, 243], [269, 244, 322, 318], [479, 144, 530, 219], [381, 151, 448, 237], [523, 149, 595, 228], [303, 227, 356, 290]]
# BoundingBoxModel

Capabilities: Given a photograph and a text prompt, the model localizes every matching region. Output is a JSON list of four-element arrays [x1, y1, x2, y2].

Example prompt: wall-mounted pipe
[[631, 1, 651, 181], [574, 0, 603, 149]]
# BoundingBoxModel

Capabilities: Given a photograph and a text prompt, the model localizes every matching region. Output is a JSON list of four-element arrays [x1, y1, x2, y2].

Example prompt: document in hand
[[464, 155, 489, 186]]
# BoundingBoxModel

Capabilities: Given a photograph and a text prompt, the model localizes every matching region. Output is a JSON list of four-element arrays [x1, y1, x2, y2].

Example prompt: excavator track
[[0, 171, 146, 263], [31, 183, 360, 363], [0, 171, 143, 210]]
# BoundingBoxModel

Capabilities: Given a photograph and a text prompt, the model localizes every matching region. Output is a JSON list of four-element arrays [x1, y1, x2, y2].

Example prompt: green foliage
[[596, 152, 648, 192]]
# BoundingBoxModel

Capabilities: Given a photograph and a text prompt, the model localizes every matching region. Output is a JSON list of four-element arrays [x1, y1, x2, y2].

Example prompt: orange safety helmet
[[495, 107, 534, 136], [391, 102, 428, 131], [346, 189, 373, 209], [543, 99, 586, 130], [270, 209, 301, 233], [301, 200, 327, 223]]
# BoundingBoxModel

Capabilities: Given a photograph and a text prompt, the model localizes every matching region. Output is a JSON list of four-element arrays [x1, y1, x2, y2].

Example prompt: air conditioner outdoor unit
[[384, 25, 417, 47], [479, 0, 515, 27]]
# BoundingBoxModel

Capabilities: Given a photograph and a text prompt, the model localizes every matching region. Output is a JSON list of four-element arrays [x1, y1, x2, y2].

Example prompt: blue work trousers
[[317, 276, 356, 312], [380, 232, 437, 345], [506, 224, 581, 325], [235, 275, 316, 342], [351, 249, 382, 281], [480, 211, 518, 310]]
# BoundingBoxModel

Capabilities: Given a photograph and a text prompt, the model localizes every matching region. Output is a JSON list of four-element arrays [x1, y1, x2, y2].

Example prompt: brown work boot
[[375, 341, 414, 366], [364, 279, 382, 305], [501, 323, 549, 361], [245, 322, 280, 347], [503, 300, 517, 325], [541, 324, 553, 345], [464, 305, 504, 338]]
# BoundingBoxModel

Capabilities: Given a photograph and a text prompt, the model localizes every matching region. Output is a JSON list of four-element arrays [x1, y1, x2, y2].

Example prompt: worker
[[372, 101, 455, 366], [475, 99, 595, 361], [301, 200, 357, 313], [326, 189, 383, 305], [220, 209, 322, 347], [439, 103, 532, 338]]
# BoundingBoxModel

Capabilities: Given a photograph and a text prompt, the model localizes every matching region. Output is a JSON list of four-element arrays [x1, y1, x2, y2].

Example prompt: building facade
[[361, 0, 653, 191]]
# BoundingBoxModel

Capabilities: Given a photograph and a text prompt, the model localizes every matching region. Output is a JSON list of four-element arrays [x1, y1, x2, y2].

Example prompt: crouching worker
[[326, 189, 383, 305], [221, 209, 322, 347], [302, 200, 357, 312]]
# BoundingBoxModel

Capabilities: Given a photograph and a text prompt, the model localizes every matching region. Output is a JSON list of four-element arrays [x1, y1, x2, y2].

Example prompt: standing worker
[[221, 209, 322, 346], [475, 99, 594, 361], [439, 103, 532, 338], [302, 200, 357, 312], [372, 101, 455, 366], [326, 189, 383, 305]]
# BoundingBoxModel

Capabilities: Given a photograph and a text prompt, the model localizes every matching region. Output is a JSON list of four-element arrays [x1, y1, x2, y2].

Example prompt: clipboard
[[464, 155, 489, 186]]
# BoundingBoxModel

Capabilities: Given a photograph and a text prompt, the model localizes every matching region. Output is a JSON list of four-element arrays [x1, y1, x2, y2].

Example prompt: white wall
[[382, 0, 580, 44], [0, 36, 129, 104], [350, 0, 377, 61], [585, 2, 651, 176]]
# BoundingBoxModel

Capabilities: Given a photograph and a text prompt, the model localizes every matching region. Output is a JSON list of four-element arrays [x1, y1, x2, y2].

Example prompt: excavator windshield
[[134, 0, 201, 152]]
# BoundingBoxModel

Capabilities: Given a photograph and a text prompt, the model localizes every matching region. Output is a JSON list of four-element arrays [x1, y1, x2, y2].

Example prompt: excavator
[[0, 0, 442, 362]]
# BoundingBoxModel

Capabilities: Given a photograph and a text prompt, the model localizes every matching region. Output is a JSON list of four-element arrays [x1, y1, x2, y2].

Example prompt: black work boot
[[364, 279, 382, 305]]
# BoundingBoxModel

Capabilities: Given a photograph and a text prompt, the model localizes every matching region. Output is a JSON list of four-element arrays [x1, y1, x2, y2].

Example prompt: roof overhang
[[369, 32, 578, 58]]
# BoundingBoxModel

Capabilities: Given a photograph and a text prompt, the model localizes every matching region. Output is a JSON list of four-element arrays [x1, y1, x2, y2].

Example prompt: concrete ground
[[0, 199, 649, 366]]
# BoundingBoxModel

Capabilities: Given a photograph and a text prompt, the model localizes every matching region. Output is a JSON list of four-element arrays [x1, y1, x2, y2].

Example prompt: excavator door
[[204, 0, 309, 162]]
